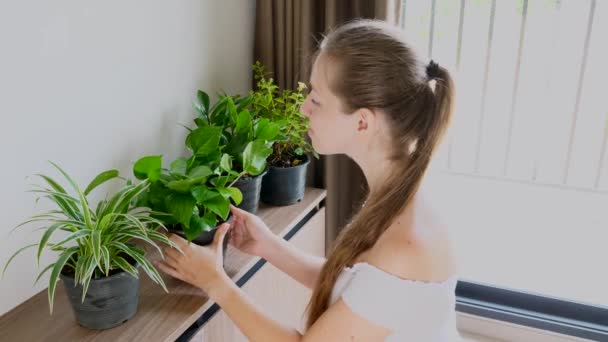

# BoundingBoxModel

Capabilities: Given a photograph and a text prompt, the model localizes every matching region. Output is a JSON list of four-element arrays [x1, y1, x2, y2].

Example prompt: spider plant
[[2, 162, 179, 314]]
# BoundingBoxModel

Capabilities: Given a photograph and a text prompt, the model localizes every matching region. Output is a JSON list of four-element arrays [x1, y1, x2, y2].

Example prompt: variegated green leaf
[[34, 263, 55, 285], [84, 169, 119, 196], [37, 223, 64, 265], [2, 243, 37, 278], [48, 246, 79, 314], [113, 256, 138, 279]]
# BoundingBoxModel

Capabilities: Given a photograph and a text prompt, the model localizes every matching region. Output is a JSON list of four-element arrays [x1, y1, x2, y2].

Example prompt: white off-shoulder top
[[330, 262, 463, 341]]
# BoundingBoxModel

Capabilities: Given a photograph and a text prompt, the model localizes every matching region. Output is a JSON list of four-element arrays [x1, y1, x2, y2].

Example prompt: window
[[400, 0, 608, 339]]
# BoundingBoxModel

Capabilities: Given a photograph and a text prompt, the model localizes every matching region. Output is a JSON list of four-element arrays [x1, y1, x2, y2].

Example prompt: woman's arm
[[260, 234, 326, 290], [208, 272, 302, 341], [158, 228, 391, 342], [228, 205, 325, 290], [208, 271, 391, 342]]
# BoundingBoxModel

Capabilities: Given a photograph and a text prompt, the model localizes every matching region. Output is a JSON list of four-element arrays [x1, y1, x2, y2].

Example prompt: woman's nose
[[300, 96, 312, 118]]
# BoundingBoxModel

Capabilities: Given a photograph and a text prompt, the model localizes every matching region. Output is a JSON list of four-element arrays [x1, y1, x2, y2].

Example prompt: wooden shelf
[[0, 188, 326, 342]]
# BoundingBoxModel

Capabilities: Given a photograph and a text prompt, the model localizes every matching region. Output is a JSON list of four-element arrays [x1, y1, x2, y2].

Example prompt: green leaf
[[84, 169, 120, 196], [187, 126, 222, 156], [193, 117, 208, 128], [114, 229, 163, 257], [80, 255, 98, 302], [133, 156, 162, 182], [37, 223, 64, 265], [197, 90, 210, 112], [235, 110, 253, 137], [35, 175, 80, 220], [100, 246, 110, 276], [226, 96, 238, 126], [34, 263, 55, 285], [74, 254, 87, 285], [49, 162, 94, 229], [91, 230, 101, 265], [194, 150, 222, 168], [96, 212, 115, 232], [166, 179, 192, 193], [48, 246, 79, 314], [186, 215, 208, 241], [242, 140, 272, 176], [166, 193, 196, 228], [188, 165, 213, 179], [132, 251, 168, 292], [209, 175, 230, 188], [113, 256, 139, 279], [52, 229, 92, 249], [190, 185, 212, 204], [98, 182, 148, 223], [274, 134, 289, 142], [2, 243, 37, 278], [170, 159, 188, 176], [204, 193, 230, 220], [295, 147, 304, 155], [147, 231, 181, 252], [226, 187, 243, 205], [255, 119, 280, 141], [113, 244, 166, 292], [220, 154, 233, 173], [201, 210, 218, 228]]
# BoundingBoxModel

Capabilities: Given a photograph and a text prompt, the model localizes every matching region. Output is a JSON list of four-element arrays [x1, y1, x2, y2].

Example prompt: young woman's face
[[300, 53, 359, 156]]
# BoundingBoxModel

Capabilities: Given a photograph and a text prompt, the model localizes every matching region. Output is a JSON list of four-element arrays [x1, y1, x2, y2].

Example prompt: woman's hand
[[156, 224, 230, 292], [229, 205, 278, 258]]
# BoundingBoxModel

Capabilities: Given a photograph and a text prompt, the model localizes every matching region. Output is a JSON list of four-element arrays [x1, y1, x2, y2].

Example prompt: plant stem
[[228, 172, 245, 188]]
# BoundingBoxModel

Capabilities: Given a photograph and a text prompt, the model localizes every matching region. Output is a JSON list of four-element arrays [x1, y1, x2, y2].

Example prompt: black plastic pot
[[233, 170, 267, 214], [60, 267, 139, 330], [261, 154, 310, 206], [172, 214, 233, 262]]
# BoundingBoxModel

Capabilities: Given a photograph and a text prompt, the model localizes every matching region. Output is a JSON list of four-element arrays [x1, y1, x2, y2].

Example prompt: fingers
[[228, 227, 240, 246], [155, 261, 184, 282], [230, 205, 248, 219], [164, 246, 183, 261], [213, 224, 230, 249], [168, 233, 188, 250]]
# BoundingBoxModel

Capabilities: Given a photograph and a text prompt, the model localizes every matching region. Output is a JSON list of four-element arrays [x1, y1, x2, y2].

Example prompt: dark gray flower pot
[[233, 170, 267, 214], [60, 267, 139, 330], [173, 214, 233, 263], [261, 154, 310, 206]]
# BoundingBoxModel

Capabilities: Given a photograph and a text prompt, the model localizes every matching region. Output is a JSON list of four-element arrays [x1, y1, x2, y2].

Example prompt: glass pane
[[413, 0, 608, 308]]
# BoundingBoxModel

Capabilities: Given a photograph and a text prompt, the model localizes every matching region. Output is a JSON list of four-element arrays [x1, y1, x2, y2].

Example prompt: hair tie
[[426, 60, 441, 80]]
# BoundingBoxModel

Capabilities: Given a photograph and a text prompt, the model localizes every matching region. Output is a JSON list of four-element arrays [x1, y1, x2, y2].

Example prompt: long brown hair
[[305, 19, 455, 328]]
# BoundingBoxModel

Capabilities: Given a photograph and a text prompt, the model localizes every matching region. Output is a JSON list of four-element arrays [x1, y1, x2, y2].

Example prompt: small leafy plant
[[2, 162, 177, 313], [250, 61, 318, 167], [193, 89, 279, 177], [133, 125, 245, 241]]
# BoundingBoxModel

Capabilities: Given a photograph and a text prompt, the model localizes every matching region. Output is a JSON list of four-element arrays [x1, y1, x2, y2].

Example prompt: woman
[[156, 19, 461, 341]]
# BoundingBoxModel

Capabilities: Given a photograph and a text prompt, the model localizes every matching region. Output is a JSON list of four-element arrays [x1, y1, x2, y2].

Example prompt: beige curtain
[[254, 0, 400, 253]]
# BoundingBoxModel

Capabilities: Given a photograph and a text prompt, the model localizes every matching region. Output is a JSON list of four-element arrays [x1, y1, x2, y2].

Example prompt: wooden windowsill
[[0, 188, 326, 342]]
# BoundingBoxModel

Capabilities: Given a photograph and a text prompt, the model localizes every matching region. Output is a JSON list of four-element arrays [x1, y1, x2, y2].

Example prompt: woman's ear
[[356, 107, 376, 133]]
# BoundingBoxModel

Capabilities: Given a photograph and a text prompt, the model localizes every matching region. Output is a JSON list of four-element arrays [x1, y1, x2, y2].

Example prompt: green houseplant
[[2, 162, 177, 330], [192, 89, 279, 213], [132, 121, 245, 246], [250, 61, 318, 205]]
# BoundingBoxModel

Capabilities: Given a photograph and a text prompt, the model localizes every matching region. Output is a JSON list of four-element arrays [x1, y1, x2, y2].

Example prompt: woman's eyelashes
[[311, 98, 321, 106]]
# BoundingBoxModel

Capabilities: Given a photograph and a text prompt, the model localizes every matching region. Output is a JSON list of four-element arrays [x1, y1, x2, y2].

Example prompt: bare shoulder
[[365, 193, 459, 283]]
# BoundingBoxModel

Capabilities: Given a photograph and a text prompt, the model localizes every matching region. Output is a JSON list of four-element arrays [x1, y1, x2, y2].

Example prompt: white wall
[[0, 0, 255, 315]]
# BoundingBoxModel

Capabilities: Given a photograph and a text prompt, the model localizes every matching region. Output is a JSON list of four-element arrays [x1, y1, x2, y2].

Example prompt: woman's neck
[[349, 149, 394, 193]]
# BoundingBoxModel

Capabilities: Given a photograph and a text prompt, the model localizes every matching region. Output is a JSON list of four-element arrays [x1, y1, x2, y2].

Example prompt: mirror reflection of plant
[[2, 162, 178, 313], [250, 61, 318, 168]]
